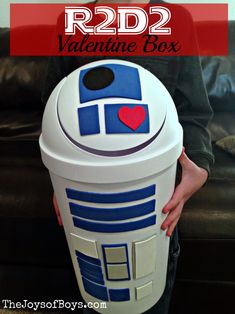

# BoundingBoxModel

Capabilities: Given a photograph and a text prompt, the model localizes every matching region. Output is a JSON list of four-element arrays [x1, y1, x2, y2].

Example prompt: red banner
[[10, 3, 228, 56]]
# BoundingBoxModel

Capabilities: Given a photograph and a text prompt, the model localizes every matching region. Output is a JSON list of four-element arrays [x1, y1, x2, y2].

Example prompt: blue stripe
[[76, 251, 101, 266], [82, 277, 108, 301], [70, 200, 155, 221], [80, 269, 104, 285], [66, 185, 155, 203], [73, 215, 156, 233], [79, 264, 103, 279], [109, 288, 130, 301], [78, 258, 103, 276]]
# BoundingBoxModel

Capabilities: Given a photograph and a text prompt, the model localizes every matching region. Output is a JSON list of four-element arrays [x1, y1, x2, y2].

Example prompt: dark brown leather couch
[[0, 24, 234, 314]]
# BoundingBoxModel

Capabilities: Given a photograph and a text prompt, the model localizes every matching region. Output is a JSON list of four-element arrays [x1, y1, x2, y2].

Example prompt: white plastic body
[[50, 163, 176, 314], [39, 60, 183, 314]]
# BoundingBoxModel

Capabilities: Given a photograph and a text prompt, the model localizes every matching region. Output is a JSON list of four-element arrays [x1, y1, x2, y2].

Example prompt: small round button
[[83, 66, 114, 90]]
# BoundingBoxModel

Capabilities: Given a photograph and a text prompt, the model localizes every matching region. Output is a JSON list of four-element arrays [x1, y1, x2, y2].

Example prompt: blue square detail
[[79, 64, 142, 103], [105, 104, 149, 134], [109, 288, 130, 301], [78, 105, 100, 136]]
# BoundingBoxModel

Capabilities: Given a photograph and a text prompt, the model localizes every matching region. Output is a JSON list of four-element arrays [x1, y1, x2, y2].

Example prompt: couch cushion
[[0, 27, 50, 110], [0, 57, 47, 109], [0, 110, 42, 140], [208, 112, 235, 142], [179, 145, 235, 239], [0, 140, 71, 267], [216, 135, 235, 157]]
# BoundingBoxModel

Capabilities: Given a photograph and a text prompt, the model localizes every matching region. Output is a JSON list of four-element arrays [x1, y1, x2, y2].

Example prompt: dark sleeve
[[172, 5, 214, 175], [174, 55, 215, 175]]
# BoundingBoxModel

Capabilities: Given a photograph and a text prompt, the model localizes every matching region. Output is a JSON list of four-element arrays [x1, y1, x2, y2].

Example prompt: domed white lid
[[40, 60, 183, 183], [57, 60, 168, 156]]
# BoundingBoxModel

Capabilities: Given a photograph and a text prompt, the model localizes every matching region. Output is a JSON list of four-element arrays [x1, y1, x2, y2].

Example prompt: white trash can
[[39, 60, 183, 314]]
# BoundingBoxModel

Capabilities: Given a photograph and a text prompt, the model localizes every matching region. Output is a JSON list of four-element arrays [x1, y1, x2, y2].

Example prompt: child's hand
[[161, 149, 208, 237]]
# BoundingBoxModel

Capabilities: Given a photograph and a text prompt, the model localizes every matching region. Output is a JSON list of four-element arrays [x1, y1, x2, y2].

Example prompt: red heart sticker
[[118, 106, 146, 131]]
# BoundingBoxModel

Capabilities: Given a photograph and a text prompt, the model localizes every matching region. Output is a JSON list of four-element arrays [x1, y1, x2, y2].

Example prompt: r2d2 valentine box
[[39, 60, 183, 314]]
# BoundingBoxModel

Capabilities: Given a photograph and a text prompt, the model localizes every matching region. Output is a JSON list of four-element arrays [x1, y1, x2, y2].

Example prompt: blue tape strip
[[70, 200, 155, 221], [78, 258, 103, 276], [76, 251, 101, 266], [82, 277, 108, 301], [80, 268, 104, 285], [109, 288, 130, 301], [79, 64, 142, 104], [73, 215, 156, 233], [66, 185, 155, 204]]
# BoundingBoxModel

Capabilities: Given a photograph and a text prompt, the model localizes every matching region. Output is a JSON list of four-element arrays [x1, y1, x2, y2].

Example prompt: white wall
[[0, 0, 233, 27]]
